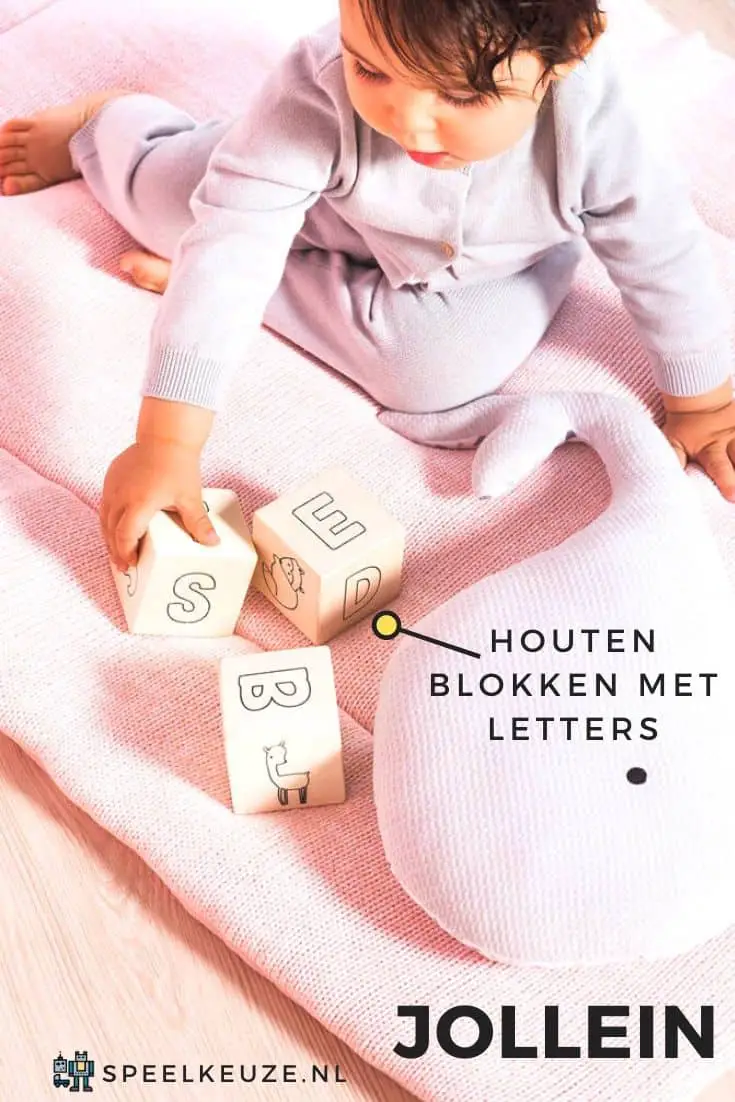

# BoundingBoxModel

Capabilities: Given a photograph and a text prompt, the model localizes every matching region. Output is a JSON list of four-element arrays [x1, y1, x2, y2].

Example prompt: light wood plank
[[0, 733, 416, 1101]]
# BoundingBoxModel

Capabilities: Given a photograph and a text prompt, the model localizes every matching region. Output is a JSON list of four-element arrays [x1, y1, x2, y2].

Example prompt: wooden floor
[[2, 2, 735, 1100]]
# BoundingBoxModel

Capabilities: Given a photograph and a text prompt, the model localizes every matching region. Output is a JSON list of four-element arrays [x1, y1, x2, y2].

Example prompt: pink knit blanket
[[1, 1, 733, 1099]]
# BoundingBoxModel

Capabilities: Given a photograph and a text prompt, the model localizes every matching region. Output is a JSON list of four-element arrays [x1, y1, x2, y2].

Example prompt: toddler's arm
[[102, 32, 344, 567], [142, 34, 343, 420], [136, 395, 214, 450], [570, 42, 733, 402]]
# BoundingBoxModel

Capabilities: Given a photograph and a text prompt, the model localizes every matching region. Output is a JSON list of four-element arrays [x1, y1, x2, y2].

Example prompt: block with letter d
[[220, 645, 346, 813], [251, 467, 405, 644], [111, 488, 257, 637]]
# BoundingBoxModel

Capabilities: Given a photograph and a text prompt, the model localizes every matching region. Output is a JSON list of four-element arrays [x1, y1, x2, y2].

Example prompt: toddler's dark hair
[[358, 0, 607, 96]]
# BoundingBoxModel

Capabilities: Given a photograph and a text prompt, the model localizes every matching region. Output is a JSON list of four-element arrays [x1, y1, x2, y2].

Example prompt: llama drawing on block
[[263, 740, 311, 806]]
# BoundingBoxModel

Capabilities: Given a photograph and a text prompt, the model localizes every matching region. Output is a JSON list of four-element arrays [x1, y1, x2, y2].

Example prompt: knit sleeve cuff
[[141, 344, 233, 411], [648, 338, 734, 398]]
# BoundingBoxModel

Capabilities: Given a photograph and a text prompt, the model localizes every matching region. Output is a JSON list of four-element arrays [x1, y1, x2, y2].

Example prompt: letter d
[[343, 566, 382, 620]]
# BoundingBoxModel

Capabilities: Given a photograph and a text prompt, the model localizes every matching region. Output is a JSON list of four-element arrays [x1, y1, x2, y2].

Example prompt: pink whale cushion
[[375, 392, 735, 966]]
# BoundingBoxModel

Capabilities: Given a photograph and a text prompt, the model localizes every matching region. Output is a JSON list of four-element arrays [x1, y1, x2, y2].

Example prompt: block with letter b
[[251, 467, 405, 644], [220, 645, 346, 813], [111, 488, 257, 637]]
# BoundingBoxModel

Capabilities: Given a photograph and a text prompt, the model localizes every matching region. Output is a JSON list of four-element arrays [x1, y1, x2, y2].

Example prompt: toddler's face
[[339, 0, 574, 169]]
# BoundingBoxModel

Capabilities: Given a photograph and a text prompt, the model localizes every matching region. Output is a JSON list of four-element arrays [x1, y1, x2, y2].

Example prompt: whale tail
[[379, 390, 687, 501], [468, 395, 576, 498]]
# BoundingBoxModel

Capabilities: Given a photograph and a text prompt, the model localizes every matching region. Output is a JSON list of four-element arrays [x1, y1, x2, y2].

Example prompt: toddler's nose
[[387, 94, 438, 150]]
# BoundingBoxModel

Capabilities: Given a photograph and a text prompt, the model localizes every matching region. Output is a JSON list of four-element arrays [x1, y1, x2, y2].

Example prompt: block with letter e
[[220, 645, 346, 813], [251, 467, 405, 644], [111, 488, 257, 636]]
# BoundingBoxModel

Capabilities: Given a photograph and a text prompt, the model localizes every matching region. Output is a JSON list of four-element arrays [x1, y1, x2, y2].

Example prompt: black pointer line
[[375, 614, 646, 783], [399, 626, 482, 659]]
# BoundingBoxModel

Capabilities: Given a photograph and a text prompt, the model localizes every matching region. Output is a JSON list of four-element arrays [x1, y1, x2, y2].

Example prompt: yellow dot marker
[[371, 609, 481, 658], [372, 610, 402, 639]]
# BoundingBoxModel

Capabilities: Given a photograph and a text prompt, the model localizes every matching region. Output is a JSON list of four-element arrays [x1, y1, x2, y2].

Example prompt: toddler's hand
[[100, 439, 220, 571], [663, 400, 735, 502]]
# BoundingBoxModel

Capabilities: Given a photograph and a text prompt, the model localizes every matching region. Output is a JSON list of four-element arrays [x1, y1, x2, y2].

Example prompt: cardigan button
[[440, 241, 455, 259]]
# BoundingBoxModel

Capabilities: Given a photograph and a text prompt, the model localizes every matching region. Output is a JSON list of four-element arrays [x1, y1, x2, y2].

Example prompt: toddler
[[2, 0, 735, 571]]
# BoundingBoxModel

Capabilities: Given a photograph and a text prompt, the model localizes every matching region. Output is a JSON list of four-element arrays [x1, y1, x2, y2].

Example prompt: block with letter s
[[111, 488, 257, 637]]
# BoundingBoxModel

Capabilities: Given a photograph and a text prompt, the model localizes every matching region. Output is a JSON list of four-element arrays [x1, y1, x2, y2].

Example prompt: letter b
[[238, 666, 312, 711]]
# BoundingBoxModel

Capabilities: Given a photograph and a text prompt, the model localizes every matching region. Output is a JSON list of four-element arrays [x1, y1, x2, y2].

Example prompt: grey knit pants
[[70, 93, 584, 413]]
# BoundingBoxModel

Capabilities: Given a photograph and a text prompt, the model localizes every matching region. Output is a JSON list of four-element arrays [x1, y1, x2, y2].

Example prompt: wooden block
[[251, 467, 405, 644], [220, 645, 346, 813], [111, 488, 257, 637]]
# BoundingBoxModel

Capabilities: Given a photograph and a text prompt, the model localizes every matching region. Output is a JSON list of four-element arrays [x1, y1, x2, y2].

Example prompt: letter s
[[167, 572, 216, 624]]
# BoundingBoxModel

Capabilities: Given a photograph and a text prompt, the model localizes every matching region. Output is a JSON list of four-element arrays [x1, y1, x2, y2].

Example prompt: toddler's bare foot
[[0, 89, 131, 196], [120, 249, 171, 294]]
